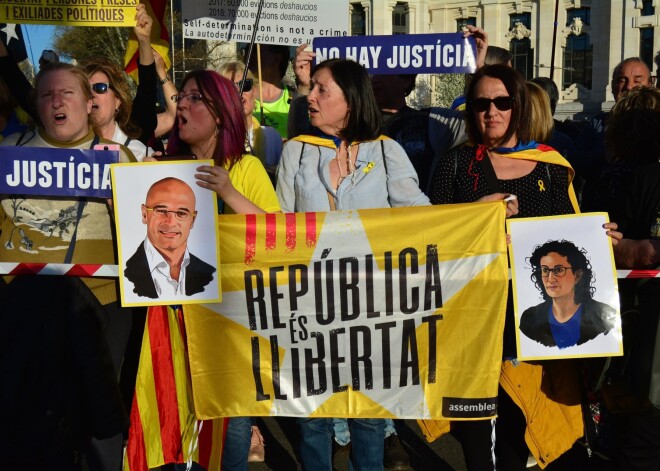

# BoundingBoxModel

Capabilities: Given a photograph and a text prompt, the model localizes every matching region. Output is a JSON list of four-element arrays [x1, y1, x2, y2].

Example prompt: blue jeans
[[222, 417, 252, 471], [298, 418, 385, 471], [333, 418, 397, 445]]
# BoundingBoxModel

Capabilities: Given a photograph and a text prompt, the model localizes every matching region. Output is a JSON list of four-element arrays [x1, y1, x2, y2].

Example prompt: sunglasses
[[91, 82, 111, 94], [470, 96, 515, 112], [235, 78, 253, 93]]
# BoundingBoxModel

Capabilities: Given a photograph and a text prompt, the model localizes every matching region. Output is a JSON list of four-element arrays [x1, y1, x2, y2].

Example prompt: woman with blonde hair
[[218, 60, 282, 179], [526, 81, 554, 144]]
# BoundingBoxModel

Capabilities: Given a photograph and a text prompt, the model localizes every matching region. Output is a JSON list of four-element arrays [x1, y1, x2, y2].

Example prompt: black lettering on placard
[[245, 270, 266, 330], [339, 256, 360, 321], [270, 335, 286, 400], [399, 247, 419, 314], [350, 325, 372, 390], [305, 332, 327, 395], [399, 319, 420, 386], [268, 266, 286, 328], [329, 328, 347, 393], [375, 321, 396, 388], [251, 337, 270, 401]]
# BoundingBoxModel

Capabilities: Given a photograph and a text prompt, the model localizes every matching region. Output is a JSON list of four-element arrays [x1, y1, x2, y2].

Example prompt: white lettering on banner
[[385, 42, 475, 69], [315, 41, 476, 71], [5, 156, 111, 191]]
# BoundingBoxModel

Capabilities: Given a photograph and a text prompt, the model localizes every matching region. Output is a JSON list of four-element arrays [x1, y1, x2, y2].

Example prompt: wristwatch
[[160, 75, 171, 85]]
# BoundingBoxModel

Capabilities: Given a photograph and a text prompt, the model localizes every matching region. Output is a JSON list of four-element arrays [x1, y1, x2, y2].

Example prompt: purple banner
[[0, 146, 119, 198], [313, 33, 477, 75]]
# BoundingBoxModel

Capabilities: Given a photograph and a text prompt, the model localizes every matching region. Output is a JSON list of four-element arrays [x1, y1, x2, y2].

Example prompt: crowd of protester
[[0, 6, 658, 471]]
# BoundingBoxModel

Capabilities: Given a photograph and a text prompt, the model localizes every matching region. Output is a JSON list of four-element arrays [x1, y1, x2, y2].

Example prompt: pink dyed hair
[[167, 69, 247, 168]]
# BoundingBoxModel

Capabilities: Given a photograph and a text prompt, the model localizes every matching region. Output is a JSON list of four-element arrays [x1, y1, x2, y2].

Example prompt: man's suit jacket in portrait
[[124, 242, 216, 299]]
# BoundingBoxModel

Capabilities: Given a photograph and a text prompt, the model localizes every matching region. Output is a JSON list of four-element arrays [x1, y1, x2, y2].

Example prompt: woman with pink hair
[[167, 69, 279, 215], [137, 70, 280, 470]]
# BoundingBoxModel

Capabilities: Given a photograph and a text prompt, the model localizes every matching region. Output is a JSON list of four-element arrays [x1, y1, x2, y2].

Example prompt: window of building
[[509, 13, 533, 79], [456, 17, 476, 32], [563, 8, 592, 89], [351, 3, 366, 36], [642, 0, 655, 16], [640, 27, 654, 71], [392, 2, 408, 35]]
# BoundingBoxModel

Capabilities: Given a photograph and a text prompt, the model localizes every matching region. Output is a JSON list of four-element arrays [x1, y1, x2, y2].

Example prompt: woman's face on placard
[[540, 252, 582, 301]]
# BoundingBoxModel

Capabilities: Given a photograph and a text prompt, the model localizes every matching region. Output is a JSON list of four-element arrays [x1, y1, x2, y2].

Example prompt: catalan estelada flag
[[185, 203, 509, 421], [124, 305, 225, 471], [123, 0, 171, 83]]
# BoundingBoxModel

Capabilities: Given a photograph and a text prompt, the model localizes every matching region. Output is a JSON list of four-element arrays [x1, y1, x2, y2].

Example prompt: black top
[[428, 145, 574, 217], [520, 298, 617, 348]]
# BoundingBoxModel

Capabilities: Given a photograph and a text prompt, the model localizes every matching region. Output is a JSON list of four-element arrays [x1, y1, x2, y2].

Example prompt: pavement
[[246, 417, 544, 471]]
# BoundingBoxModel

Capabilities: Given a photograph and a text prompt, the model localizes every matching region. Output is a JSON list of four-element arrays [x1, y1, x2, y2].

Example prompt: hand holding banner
[[185, 202, 509, 421]]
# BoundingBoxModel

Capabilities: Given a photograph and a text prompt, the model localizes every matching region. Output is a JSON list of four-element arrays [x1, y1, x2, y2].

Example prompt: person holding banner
[[276, 57, 430, 471], [131, 69, 280, 470], [427, 64, 621, 470], [0, 62, 136, 470], [0, 4, 158, 160]]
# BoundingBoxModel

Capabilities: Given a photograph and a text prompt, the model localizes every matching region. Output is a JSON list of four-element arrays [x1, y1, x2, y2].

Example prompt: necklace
[[335, 143, 355, 187]]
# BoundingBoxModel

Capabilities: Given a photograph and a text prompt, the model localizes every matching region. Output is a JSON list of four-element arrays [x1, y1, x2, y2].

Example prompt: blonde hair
[[218, 61, 254, 82], [526, 81, 554, 143]]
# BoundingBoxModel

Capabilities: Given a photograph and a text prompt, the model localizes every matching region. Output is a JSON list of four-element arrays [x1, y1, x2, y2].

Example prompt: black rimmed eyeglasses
[[144, 206, 197, 220], [470, 96, 515, 112], [539, 266, 574, 278]]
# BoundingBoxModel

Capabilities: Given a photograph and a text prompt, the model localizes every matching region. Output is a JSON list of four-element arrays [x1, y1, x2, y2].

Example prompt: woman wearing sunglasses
[[521, 240, 616, 348], [218, 61, 282, 180], [0, 4, 157, 160], [426, 64, 621, 471]]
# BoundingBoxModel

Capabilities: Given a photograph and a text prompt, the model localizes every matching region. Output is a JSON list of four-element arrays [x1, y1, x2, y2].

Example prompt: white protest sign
[[182, 0, 349, 45]]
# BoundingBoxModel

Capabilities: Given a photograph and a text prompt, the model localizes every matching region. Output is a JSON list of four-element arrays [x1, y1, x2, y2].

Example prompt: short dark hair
[[485, 46, 512, 66], [244, 44, 290, 78], [465, 64, 531, 147], [311, 58, 382, 142], [528, 240, 595, 303], [531, 77, 559, 114]]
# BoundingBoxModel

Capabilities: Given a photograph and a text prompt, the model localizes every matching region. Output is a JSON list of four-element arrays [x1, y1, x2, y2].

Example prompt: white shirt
[[111, 123, 153, 161], [144, 238, 191, 298]]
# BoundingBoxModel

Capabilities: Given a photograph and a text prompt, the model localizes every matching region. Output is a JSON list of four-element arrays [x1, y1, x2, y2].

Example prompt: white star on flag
[[1, 24, 19, 44], [201, 210, 500, 419]]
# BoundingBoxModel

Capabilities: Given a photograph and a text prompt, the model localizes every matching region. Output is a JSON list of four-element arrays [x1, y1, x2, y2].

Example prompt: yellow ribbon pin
[[538, 180, 546, 192]]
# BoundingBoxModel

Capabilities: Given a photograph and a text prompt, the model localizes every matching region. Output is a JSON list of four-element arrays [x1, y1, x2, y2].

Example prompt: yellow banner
[[185, 202, 509, 420], [0, 1, 138, 27]]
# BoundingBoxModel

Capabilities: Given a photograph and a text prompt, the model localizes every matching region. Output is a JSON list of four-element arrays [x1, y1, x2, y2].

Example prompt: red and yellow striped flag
[[124, 305, 225, 471], [123, 0, 171, 83]]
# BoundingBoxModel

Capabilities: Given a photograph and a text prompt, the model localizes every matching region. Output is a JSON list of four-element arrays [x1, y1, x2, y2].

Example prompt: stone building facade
[[350, 0, 659, 118]]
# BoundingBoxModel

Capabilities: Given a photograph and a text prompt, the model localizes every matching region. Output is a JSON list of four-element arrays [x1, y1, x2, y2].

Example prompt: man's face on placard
[[141, 178, 197, 255]]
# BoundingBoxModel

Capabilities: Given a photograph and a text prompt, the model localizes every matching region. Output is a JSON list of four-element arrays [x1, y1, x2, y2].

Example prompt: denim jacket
[[276, 135, 430, 212]]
